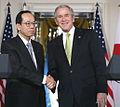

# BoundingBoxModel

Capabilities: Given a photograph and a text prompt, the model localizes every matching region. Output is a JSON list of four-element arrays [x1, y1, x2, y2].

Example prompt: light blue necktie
[[26, 42, 37, 68], [27, 42, 34, 60]]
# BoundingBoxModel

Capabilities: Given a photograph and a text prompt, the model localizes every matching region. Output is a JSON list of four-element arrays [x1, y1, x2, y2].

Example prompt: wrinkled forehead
[[22, 13, 35, 22]]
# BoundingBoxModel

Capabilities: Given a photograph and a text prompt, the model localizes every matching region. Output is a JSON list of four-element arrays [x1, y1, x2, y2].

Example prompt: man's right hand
[[46, 75, 56, 89]]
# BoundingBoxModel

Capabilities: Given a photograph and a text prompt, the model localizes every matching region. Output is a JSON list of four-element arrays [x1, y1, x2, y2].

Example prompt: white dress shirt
[[62, 26, 75, 50]]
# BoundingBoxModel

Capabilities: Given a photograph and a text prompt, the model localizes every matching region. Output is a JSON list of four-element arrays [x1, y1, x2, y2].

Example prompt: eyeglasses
[[22, 21, 37, 27]]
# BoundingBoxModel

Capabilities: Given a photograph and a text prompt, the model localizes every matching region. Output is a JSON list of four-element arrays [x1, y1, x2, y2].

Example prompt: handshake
[[46, 75, 56, 89]]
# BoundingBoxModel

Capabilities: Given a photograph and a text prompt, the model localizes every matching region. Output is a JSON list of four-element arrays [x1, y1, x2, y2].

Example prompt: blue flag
[[44, 52, 51, 107]]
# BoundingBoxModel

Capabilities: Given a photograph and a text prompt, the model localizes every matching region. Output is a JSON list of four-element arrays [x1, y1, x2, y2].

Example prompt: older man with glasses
[[1, 10, 53, 107]]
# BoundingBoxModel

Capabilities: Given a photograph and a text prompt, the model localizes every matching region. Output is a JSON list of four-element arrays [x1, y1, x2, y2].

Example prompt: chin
[[62, 29, 70, 32]]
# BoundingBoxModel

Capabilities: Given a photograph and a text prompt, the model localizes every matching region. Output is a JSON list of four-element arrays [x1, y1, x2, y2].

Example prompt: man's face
[[16, 13, 35, 41], [55, 7, 75, 33]]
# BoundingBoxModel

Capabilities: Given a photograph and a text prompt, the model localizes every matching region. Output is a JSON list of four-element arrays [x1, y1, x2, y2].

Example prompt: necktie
[[65, 33, 71, 65], [26, 42, 33, 59], [26, 42, 37, 68]]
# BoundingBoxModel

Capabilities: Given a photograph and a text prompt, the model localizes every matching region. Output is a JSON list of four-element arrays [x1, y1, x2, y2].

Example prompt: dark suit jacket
[[1, 35, 46, 107], [48, 28, 107, 107]]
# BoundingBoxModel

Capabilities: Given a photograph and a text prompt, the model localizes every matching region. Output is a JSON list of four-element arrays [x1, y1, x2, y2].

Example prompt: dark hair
[[54, 4, 74, 18], [16, 10, 33, 25]]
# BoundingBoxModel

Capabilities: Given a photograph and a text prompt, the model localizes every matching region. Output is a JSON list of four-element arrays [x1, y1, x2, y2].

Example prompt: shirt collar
[[63, 26, 75, 36], [18, 34, 31, 46]]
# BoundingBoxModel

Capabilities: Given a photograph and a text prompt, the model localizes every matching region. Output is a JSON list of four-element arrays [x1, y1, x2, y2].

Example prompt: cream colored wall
[[0, 0, 120, 58]]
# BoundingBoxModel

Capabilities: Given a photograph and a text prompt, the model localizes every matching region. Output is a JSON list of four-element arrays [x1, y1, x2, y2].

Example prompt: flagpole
[[7, 2, 11, 7], [23, 2, 27, 10], [95, 2, 99, 7], [23, 2, 26, 7]]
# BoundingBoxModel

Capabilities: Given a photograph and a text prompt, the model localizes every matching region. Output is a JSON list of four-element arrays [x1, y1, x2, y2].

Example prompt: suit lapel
[[57, 31, 84, 66], [57, 34, 70, 66], [16, 36, 36, 71], [31, 40, 41, 71], [71, 28, 84, 65]]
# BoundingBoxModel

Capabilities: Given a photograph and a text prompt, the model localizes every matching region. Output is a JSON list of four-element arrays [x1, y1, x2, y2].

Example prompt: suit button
[[70, 70, 72, 73]]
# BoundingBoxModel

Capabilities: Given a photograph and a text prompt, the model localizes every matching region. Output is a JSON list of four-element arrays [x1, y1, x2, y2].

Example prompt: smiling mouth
[[61, 22, 68, 25]]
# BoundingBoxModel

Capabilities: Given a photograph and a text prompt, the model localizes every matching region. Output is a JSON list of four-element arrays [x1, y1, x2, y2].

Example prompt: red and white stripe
[[0, 79, 6, 107], [107, 81, 114, 107], [105, 53, 114, 107]]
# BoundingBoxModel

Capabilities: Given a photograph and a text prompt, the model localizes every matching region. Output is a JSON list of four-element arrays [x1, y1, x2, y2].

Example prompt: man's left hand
[[96, 93, 107, 107]]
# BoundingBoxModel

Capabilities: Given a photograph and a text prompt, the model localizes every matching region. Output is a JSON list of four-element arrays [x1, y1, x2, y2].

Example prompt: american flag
[[94, 6, 114, 107], [0, 6, 13, 107], [2, 6, 13, 43]]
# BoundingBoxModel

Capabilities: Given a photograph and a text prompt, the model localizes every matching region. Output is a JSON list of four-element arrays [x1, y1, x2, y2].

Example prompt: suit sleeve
[[89, 30, 108, 94], [47, 41, 58, 82]]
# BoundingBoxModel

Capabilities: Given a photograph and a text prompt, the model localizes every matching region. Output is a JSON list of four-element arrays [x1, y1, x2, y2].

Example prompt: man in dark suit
[[47, 5, 108, 107], [1, 10, 46, 107]]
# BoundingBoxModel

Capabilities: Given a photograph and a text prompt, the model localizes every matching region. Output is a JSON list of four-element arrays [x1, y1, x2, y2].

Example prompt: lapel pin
[[78, 36, 81, 39]]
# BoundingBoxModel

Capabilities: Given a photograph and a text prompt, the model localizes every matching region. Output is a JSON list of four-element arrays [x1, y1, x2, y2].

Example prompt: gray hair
[[54, 4, 74, 18]]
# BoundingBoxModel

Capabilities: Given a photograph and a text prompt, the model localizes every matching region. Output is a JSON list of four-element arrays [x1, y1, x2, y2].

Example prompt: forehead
[[22, 13, 35, 21], [56, 7, 70, 15]]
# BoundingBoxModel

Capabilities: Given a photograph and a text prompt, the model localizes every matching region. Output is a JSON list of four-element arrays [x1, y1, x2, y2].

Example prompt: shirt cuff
[[42, 75, 47, 84]]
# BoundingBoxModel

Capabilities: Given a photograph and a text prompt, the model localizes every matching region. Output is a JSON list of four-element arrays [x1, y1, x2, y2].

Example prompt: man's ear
[[16, 24, 21, 31], [72, 16, 75, 23], [55, 19, 58, 25]]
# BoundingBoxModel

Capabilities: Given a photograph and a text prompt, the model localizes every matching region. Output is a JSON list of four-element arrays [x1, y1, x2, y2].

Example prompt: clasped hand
[[46, 75, 56, 89]]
